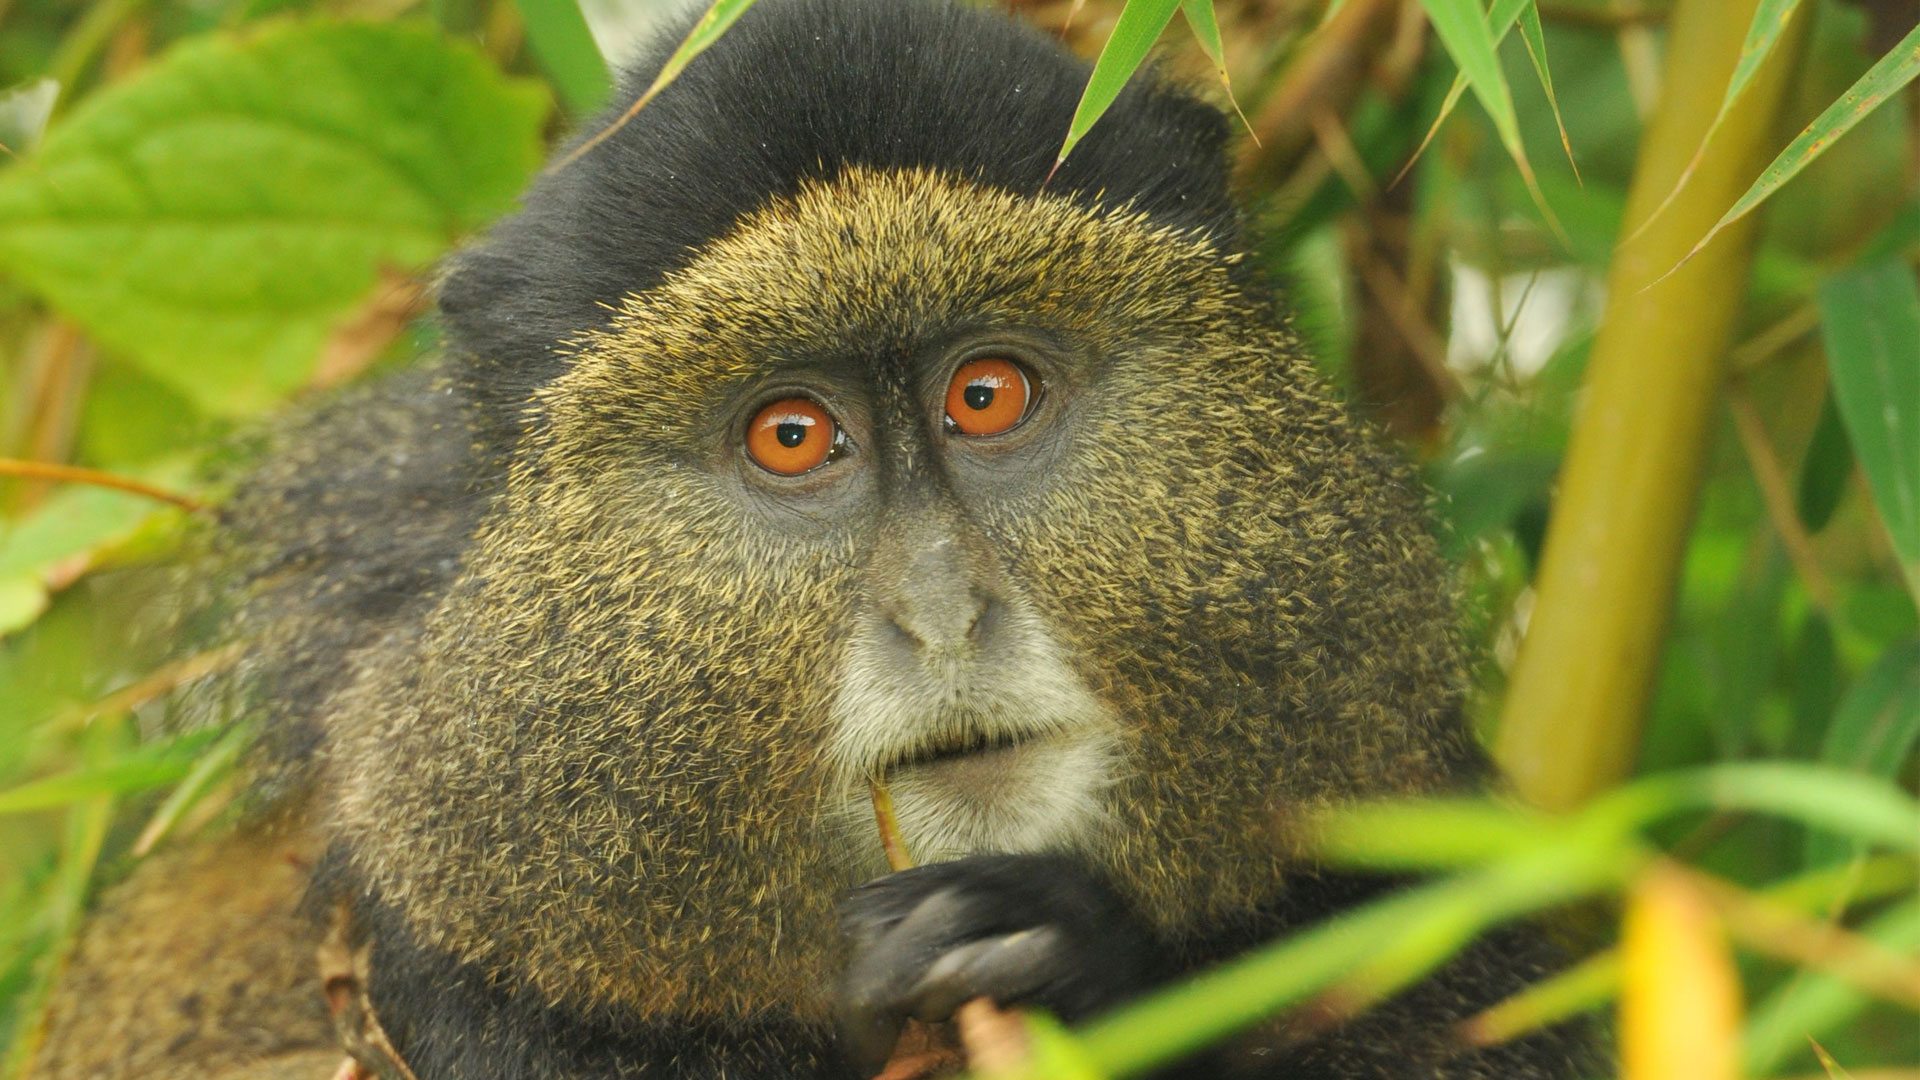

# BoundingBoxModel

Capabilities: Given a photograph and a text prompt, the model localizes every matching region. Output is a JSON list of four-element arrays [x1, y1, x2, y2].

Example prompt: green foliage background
[[0, 0, 1915, 1076]]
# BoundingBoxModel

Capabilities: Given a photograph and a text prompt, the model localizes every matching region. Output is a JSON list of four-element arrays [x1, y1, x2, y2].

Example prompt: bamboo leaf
[[1179, 0, 1254, 140], [1796, 394, 1854, 534], [512, 0, 609, 114], [1070, 843, 1621, 1079], [0, 731, 219, 815], [1407, 0, 1562, 239], [1463, 857, 1918, 1049], [1744, 900, 1920, 1073], [1311, 799, 1562, 869], [1626, 0, 1802, 244], [1515, 3, 1577, 180], [1804, 641, 1920, 869], [1817, 258, 1920, 604], [555, 0, 760, 170], [1054, 0, 1183, 170], [1603, 764, 1920, 853], [1809, 1040, 1856, 1080], [131, 726, 250, 856], [1415, 0, 1523, 154], [1678, 20, 1920, 272], [1398, 0, 1527, 183]]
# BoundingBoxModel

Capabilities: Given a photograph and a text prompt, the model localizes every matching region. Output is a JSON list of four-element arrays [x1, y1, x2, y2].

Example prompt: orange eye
[[944, 358, 1033, 437], [746, 397, 838, 475]]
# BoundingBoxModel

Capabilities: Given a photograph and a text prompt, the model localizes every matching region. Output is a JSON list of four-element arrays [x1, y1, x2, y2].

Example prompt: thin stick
[[0, 458, 206, 512], [1727, 390, 1837, 613], [869, 777, 913, 872]]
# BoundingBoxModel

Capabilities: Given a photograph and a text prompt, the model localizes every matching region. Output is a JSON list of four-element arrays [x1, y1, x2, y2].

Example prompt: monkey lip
[[884, 729, 1035, 773]]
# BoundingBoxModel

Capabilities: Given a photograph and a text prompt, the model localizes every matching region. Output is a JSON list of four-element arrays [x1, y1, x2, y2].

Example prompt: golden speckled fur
[[31, 818, 334, 1079]]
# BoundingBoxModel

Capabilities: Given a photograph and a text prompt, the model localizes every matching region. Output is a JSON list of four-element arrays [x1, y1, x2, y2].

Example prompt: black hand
[[835, 853, 1163, 1076]]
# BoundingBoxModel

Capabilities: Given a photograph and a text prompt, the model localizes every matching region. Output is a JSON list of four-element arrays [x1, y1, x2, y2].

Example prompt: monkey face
[[524, 167, 1265, 870]]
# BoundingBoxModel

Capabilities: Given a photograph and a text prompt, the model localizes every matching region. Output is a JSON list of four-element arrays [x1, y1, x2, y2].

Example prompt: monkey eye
[[943, 357, 1034, 437], [746, 397, 842, 476]]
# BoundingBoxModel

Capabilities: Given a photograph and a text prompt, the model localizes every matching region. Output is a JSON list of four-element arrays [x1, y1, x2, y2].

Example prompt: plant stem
[[1493, 0, 1812, 811]]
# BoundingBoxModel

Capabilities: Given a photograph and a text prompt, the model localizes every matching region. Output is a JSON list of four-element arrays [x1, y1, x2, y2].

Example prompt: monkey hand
[[835, 853, 1164, 1076]]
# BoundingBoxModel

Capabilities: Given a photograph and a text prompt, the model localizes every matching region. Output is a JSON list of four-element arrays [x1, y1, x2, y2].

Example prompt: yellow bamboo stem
[[1494, 0, 1811, 811]]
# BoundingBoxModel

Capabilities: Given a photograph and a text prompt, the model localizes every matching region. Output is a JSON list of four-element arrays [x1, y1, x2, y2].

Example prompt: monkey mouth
[[883, 729, 1036, 774]]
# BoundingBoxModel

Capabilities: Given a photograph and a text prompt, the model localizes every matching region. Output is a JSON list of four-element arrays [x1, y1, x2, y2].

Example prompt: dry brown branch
[[311, 270, 429, 389], [55, 643, 245, 732], [1234, 0, 1403, 188], [1727, 389, 1837, 612], [0, 458, 206, 512], [1683, 866, 1920, 1011], [1351, 243, 1460, 405]]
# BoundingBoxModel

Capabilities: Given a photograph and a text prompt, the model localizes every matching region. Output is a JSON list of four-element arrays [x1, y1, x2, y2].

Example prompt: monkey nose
[[884, 587, 993, 656], [876, 541, 1000, 657]]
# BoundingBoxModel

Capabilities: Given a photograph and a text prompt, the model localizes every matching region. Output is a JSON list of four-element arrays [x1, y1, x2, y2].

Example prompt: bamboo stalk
[[1493, 0, 1811, 811]]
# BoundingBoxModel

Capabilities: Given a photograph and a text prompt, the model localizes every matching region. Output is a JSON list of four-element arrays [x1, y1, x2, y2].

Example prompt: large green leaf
[[0, 485, 170, 636], [0, 23, 547, 414], [1818, 258, 1920, 604]]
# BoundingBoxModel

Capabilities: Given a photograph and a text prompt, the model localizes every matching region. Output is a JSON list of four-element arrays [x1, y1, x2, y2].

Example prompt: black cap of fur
[[439, 0, 1238, 432]]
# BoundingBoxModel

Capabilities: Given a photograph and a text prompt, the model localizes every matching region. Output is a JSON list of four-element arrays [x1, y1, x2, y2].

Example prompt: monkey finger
[[835, 995, 910, 1080], [902, 926, 1067, 1022], [838, 886, 997, 1074], [840, 863, 976, 945]]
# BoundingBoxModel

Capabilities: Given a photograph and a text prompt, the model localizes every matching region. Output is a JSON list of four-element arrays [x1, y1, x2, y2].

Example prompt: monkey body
[[32, 1, 1600, 1076]]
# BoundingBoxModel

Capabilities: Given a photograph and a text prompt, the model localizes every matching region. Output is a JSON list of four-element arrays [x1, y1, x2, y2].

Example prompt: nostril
[[966, 592, 997, 645]]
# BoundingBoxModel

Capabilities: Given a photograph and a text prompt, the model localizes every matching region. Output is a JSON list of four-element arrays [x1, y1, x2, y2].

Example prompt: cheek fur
[[329, 472, 870, 1020]]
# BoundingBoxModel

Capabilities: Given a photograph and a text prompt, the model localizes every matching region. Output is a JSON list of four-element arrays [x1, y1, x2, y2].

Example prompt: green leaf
[[1514, 4, 1576, 180], [1179, 0, 1252, 138], [1402, 0, 1527, 176], [0, 23, 548, 415], [1071, 843, 1621, 1080], [1407, 0, 1562, 239], [1804, 640, 1920, 868], [1796, 393, 1854, 534], [0, 485, 163, 635], [1055, 0, 1183, 168], [1744, 898, 1920, 1073], [1626, 0, 1802, 244], [1605, 763, 1920, 853], [1817, 257, 1920, 604], [513, 0, 609, 114], [557, 0, 760, 170], [1009, 1013, 1108, 1080], [1680, 20, 1920, 270], [0, 730, 220, 815], [1312, 799, 1562, 869]]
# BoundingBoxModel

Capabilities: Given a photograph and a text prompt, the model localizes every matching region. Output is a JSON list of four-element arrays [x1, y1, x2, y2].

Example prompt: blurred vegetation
[[0, 0, 1916, 1077]]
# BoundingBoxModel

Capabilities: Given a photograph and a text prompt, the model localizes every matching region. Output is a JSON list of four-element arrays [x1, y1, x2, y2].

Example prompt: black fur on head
[[438, 0, 1239, 436]]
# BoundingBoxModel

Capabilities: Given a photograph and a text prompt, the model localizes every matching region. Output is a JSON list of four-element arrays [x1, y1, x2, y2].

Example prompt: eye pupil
[[776, 422, 808, 447], [963, 385, 994, 411]]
